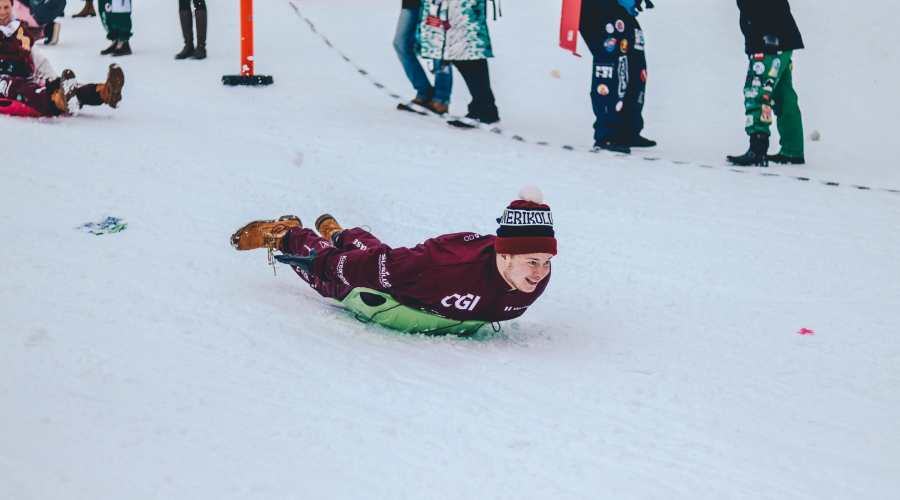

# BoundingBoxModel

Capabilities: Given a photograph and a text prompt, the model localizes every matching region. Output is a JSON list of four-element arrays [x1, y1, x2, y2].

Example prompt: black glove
[[275, 249, 319, 277], [637, 0, 654, 11]]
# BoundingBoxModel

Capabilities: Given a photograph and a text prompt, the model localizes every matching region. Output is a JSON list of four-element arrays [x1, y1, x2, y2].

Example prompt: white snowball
[[808, 130, 820, 141], [518, 185, 544, 204]]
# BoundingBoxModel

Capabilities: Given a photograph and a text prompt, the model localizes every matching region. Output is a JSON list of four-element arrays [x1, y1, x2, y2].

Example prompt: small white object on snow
[[550, 69, 561, 79], [808, 129, 821, 141], [518, 185, 544, 204]]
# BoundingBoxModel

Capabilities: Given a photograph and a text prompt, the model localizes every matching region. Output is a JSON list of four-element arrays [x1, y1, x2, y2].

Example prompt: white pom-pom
[[518, 185, 544, 204]]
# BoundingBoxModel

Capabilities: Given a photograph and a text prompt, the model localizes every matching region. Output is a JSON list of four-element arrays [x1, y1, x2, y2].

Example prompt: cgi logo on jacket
[[441, 294, 481, 311]]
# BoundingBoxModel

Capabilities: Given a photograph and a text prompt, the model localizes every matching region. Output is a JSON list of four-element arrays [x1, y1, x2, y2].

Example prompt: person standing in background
[[727, 0, 805, 166], [99, 0, 132, 56], [175, 0, 206, 60], [580, 0, 655, 154], [418, 0, 499, 128], [394, 0, 452, 115]]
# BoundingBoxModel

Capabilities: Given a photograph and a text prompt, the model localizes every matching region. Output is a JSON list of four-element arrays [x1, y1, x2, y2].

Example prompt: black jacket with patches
[[579, 0, 632, 47], [737, 0, 804, 55]]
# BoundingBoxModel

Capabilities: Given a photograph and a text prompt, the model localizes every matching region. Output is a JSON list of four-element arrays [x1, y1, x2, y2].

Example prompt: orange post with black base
[[223, 0, 273, 86]]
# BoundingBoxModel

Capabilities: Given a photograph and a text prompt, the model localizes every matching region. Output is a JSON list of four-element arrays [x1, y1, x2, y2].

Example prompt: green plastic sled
[[337, 288, 486, 336]]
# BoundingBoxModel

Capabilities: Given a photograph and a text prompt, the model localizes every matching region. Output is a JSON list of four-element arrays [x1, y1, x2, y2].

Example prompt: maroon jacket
[[0, 21, 35, 76], [281, 227, 550, 322]]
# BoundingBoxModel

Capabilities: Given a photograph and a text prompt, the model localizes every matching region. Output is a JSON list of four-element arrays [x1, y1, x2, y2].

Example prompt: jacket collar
[[0, 19, 21, 37]]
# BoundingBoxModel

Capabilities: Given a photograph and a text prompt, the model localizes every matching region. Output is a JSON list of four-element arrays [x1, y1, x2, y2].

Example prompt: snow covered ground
[[1, 1, 899, 498]]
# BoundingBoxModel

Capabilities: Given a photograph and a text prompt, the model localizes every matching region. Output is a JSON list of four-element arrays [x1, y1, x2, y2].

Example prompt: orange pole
[[240, 0, 254, 76]]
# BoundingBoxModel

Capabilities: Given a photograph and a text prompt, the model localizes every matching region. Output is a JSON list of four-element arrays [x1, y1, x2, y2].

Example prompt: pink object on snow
[[0, 99, 46, 118], [798, 328, 815, 335], [12, 2, 39, 28]]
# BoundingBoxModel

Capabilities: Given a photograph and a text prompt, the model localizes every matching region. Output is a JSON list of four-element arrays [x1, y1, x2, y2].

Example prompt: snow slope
[[1, 1, 899, 499]]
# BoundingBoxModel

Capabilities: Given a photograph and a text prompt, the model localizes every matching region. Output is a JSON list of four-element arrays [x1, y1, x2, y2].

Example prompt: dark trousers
[[583, 16, 646, 141], [451, 59, 499, 123], [281, 227, 384, 301]]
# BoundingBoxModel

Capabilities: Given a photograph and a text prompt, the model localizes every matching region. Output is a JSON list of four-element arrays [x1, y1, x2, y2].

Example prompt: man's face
[[0, 0, 11, 27], [497, 253, 553, 293]]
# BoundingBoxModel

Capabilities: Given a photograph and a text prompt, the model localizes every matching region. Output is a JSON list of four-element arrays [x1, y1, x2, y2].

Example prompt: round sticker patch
[[616, 101, 623, 112], [753, 61, 765, 75], [606, 23, 614, 34], [615, 20, 625, 32], [604, 38, 617, 52], [640, 69, 647, 82], [598, 84, 609, 95], [620, 39, 628, 53]]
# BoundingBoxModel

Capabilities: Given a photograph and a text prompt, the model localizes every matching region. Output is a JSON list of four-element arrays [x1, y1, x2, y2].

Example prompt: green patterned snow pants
[[100, 0, 132, 41], [743, 51, 803, 157]]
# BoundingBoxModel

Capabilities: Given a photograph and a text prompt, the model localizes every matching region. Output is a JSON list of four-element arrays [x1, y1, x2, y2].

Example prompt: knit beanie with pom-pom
[[494, 185, 557, 255]]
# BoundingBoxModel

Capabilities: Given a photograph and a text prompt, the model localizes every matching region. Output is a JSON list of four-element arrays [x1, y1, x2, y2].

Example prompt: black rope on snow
[[286, 1, 900, 197]]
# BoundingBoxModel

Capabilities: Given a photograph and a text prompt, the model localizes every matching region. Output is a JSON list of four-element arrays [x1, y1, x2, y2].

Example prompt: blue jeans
[[393, 8, 452, 104]]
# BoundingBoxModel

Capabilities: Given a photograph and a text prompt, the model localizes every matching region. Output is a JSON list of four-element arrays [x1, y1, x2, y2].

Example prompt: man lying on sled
[[0, 0, 123, 117], [231, 186, 557, 335]]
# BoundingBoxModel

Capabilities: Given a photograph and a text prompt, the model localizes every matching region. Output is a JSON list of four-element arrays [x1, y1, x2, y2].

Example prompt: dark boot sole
[[726, 157, 768, 167], [104, 64, 125, 108], [59, 69, 80, 116]]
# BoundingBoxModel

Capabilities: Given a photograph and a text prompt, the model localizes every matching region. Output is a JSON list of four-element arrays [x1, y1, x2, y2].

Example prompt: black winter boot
[[111, 40, 132, 57], [593, 138, 631, 154], [191, 10, 207, 60], [727, 132, 769, 167], [768, 153, 805, 165], [625, 135, 657, 148], [100, 40, 117, 55], [175, 11, 194, 59]]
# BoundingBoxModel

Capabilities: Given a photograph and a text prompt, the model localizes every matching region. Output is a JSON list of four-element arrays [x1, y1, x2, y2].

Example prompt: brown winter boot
[[423, 100, 448, 115], [73, 0, 96, 18], [231, 216, 302, 251], [51, 89, 66, 112], [97, 63, 124, 108], [315, 214, 344, 244]]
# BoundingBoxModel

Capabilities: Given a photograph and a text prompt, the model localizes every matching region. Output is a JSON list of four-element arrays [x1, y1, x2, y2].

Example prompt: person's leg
[[744, 53, 788, 138], [772, 55, 803, 158], [728, 53, 790, 165], [280, 227, 356, 300], [393, 8, 434, 101], [176, 0, 194, 58], [191, 0, 207, 59], [333, 227, 386, 252], [620, 19, 647, 141], [0, 76, 63, 116], [451, 59, 499, 123], [584, 36, 625, 143], [431, 59, 452, 106], [98, 0, 115, 41], [70, 64, 124, 108]]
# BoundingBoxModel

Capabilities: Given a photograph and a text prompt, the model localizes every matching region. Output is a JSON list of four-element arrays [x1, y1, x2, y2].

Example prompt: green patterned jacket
[[417, 0, 493, 61]]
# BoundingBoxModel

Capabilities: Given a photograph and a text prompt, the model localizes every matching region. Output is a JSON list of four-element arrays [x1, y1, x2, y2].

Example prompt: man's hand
[[636, 0, 654, 11], [275, 249, 319, 277]]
